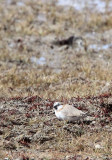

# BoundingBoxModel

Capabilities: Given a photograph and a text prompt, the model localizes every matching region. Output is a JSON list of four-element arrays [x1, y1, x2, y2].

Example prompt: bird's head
[[53, 102, 61, 110]]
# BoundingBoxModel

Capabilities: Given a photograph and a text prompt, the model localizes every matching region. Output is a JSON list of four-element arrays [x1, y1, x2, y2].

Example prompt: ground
[[0, 0, 112, 159]]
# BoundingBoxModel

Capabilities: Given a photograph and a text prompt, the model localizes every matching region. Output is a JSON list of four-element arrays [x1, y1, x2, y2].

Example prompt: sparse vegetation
[[0, 0, 112, 159]]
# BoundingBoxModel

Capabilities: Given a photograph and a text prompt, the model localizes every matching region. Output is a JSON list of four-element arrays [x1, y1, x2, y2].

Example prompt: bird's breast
[[55, 110, 65, 120]]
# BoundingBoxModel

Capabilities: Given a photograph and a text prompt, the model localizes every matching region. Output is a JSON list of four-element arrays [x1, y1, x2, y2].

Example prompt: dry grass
[[0, 0, 112, 159], [0, 57, 112, 99]]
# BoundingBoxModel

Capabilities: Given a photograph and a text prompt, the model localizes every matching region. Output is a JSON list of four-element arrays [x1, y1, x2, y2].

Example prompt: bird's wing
[[67, 116, 84, 121], [63, 105, 86, 117]]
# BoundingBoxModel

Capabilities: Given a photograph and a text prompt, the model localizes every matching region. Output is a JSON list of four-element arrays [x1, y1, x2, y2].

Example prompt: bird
[[52, 36, 87, 52], [53, 102, 87, 122]]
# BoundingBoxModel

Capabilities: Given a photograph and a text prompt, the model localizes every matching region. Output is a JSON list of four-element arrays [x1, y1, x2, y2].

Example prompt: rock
[[84, 116, 96, 121], [95, 144, 103, 149]]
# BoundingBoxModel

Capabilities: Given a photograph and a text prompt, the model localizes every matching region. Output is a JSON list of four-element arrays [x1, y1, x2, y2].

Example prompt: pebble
[[95, 144, 103, 149]]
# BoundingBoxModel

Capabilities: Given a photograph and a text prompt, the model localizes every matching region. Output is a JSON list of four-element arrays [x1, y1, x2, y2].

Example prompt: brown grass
[[0, 0, 112, 159]]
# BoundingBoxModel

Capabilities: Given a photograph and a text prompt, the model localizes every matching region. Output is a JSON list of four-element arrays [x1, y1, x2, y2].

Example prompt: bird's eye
[[53, 103, 60, 110], [54, 105, 58, 110]]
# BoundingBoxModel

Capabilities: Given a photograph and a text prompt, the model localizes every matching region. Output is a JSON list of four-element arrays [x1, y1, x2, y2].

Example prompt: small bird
[[53, 102, 87, 122], [53, 36, 87, 52]]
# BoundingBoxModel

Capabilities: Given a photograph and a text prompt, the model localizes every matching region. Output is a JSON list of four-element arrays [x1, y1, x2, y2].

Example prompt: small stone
[[95, 144, 103, 149], [85, 116, 95, 121], [91, 121, 96, 124]]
